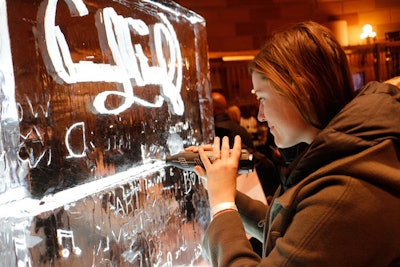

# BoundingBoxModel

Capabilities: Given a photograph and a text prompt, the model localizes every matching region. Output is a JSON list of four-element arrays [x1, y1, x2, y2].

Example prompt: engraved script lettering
[[35, 0, 184, 116]]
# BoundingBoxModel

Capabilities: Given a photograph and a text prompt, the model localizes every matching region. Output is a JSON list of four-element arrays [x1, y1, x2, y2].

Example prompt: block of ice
[[0, 0, 213, 265]]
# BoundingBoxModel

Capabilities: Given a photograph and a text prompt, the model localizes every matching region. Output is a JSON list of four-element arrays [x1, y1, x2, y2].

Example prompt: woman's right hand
[[197, 136, 242, 208], [184, 142, 214, 189]]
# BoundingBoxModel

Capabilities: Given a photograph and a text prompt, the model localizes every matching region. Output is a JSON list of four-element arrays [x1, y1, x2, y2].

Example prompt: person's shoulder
[[359, 79, 400, 95], [384, 76, 400, 88]]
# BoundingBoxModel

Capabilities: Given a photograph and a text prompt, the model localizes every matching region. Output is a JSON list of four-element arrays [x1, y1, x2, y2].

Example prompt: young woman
[[189, 21, 400, 266]]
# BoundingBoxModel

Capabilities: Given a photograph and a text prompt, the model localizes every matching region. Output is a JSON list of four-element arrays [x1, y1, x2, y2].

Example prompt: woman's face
[[251, 71, 319, 148]]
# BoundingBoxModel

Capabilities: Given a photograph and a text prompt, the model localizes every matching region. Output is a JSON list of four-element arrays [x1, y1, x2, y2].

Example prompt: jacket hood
[[285, 81, 400, 194]]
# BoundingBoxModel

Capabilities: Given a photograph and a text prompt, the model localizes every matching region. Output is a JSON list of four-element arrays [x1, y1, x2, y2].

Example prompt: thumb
[[194, 166, 208, 189]]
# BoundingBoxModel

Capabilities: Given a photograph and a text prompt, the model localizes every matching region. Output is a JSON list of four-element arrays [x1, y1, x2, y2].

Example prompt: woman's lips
[[269, 125, 275, 134]]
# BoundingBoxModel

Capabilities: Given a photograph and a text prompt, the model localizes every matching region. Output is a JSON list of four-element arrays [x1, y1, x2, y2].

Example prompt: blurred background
[[175, 0, 400, 117]]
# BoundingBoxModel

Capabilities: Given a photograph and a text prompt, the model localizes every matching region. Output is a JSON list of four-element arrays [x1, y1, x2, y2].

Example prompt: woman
[[189, 21, 400, 266]]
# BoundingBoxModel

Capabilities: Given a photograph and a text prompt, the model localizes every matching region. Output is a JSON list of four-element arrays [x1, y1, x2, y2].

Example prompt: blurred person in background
[[211, 91, 254, 150], [227, 105, 242, 125]]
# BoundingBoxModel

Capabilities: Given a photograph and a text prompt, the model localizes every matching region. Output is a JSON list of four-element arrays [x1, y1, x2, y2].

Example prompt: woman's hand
[[196, 135, 242, 208], [184, 143, 213, 189]]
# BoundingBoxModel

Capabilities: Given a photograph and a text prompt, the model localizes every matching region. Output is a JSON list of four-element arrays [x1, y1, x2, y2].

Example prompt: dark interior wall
[[175, 0, 400, 52]]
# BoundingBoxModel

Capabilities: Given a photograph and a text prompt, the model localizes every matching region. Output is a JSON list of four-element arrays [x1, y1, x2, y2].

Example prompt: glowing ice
[[0, 0, 213, 265]]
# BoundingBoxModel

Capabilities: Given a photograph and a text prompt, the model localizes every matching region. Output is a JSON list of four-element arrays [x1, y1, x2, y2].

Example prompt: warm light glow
[[362, 24, 372, 34], [222, 55, 255, 61], [360, 24, 376, 40], [208, 50, 258, 60]]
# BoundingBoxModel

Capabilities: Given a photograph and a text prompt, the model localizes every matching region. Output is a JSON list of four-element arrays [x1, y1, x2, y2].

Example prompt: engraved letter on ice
[[65, 122, 87, 158]]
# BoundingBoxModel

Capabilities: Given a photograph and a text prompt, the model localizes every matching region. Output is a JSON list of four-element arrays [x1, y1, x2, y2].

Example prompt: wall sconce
[[360, 24, 376, 44]]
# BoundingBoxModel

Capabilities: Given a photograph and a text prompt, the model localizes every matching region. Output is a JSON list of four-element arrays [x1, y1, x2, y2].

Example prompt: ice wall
[[0, 0, 213, 266]]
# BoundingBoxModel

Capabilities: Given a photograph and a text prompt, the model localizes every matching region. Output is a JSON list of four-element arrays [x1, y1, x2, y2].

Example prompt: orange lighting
[[360, 24, 376, 40], [222, 55, 255, 61], [208, 50, 258, 60]]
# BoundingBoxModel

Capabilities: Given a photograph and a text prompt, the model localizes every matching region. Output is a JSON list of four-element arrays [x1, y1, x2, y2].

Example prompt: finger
[[213, 137, 221, 159], [198, 146, 212, 170], [201, 144, 214, 151], [193, 165, 206, 177], [193, 166, 208, 190], [221, 136, 230, 158], [184, 144, 213, 152], [231, 135, 242, 159], [184, 145, 198, 152]]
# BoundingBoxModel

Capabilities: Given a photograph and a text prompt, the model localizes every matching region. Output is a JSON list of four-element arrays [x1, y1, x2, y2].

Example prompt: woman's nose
[[257, 104, 266, 122]]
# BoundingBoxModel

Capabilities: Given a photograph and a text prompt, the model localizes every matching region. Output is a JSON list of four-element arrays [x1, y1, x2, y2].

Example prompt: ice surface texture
[[0, 0, 213, 265]]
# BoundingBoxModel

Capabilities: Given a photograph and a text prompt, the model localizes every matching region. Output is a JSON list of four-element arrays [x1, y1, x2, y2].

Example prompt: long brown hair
[[249, 21, 354, 129]]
